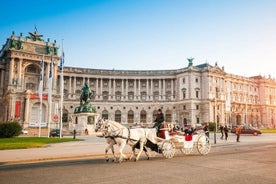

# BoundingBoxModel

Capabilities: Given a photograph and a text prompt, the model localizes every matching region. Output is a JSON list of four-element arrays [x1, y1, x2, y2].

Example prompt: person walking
[[223, 125, 229, 141], [203, 123, 209, 138], [235, 125, 242, 142], [219, 125, 224, 139]]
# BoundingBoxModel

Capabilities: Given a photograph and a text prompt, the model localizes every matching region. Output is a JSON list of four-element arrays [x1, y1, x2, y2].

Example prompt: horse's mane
[[106, 120, 126, 130]]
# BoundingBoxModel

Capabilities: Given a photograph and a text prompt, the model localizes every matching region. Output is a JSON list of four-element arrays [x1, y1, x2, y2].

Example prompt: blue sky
[[1, 0, 276, 78]]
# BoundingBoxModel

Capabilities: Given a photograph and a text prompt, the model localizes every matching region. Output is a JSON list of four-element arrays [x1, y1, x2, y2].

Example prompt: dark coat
[[154, 113, 164, 124]]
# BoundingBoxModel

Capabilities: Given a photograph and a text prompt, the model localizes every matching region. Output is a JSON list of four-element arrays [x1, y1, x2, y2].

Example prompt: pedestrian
[[223, 125, 228, 140], [153, 109, 164, 136], [85, 128, 89, 135], [203, 123, 209, 138], [235, 125, 242, 142], [219, 125, 224, 139]]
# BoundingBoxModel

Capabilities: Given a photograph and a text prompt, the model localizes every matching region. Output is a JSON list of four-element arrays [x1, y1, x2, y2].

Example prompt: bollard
[[73, 129, 76, 139]]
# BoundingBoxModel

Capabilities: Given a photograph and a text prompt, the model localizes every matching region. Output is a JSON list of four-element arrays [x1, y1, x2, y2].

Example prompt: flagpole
[[38, 56, 44, 137], [59, 40, 64, 138], [47, 52, 53, 138]]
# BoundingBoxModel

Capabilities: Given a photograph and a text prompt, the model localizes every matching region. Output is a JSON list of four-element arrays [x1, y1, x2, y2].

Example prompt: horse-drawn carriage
[[95, 119, 211, 162], [150, 124, 211, 159]]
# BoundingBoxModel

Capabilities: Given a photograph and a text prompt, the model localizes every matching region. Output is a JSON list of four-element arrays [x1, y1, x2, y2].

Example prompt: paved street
[[0, 133, 276, 184]]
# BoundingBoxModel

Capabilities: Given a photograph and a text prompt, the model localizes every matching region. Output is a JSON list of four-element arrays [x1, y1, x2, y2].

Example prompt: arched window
[[140, 110, 147, 123], [102, 110, 108, 120], [165, 110, 172, 122], [25, 64, 39, 74], [115, 110, 121, 123], [62, 109, 68, 123], [182, 88, 186, 99], [152, 110, 158, 121], [127, 110, 134, 123]]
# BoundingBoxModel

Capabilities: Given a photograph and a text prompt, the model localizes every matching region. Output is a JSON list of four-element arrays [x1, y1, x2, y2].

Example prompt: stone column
[[53, 60, 57, 93], [96, 78, 99, 100], [109, 78, 112, 100], [138, 79, 141, 100], [113, 79, 116, 100], [100, 78, 103, 100], [9, 58, 14, 85], [18, 59, 23, 86], [82, 77, 85, 86], [121, 79, 124, 99], [24, 93, 30, 124], [151, 79, 153, 100], [44, 62, 49, 91], [134, 79, 137, 101], [125, 79, 128, 99], [69, 76, 72, 94], [10, 96, 16, 120], [0, 69, 4, 89], [163, 79, 166, 99], [159, 79, 162, 100], [73, 76, 76, 95], [171, 79, 174, 100], [146, 79, 149, 100]]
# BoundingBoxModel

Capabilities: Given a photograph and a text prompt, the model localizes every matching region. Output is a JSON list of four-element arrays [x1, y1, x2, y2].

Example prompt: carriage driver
[[153, 109, 165, 135]]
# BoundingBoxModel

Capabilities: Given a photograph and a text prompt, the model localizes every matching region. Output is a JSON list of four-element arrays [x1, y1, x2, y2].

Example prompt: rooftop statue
[[188, 57, 194, 67], [27, 26, 43, 41]]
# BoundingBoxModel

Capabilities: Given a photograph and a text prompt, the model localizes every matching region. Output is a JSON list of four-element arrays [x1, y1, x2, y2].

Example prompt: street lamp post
[[213, 98, 217, 144]]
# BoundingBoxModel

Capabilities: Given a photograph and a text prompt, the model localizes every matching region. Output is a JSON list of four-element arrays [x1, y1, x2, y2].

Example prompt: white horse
[[94, 119, 117, 162], [95, 119, 151, 162]]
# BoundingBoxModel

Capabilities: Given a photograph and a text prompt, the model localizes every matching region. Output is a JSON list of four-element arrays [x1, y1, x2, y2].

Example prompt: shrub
[[0, 122, 22, 138], [207, 122, 216, 131]]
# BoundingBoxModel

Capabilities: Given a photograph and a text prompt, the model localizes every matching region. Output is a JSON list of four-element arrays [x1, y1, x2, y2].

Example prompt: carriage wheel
[[161, 140, 175, 159], [196, 134, 211, 155]]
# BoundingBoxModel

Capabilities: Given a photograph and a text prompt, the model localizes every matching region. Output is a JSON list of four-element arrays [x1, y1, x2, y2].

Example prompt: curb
[[0, 153, 107, 165]]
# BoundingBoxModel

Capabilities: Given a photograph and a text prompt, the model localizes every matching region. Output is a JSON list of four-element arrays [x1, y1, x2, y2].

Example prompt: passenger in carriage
[[183, 122, 196, 135], [153, 109, 164, 136]]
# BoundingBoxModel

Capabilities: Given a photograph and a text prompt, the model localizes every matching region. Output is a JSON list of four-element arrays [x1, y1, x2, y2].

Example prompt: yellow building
[[0, 31, 275, 135]]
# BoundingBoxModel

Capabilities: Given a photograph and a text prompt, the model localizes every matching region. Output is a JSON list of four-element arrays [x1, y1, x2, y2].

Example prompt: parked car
[[231, 126, 262, 136], [49, 129, 63, 137], [21, 129, 28, 135]]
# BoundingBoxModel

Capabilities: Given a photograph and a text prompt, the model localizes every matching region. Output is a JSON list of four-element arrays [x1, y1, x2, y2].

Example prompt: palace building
[[0, 31, 276, 135]]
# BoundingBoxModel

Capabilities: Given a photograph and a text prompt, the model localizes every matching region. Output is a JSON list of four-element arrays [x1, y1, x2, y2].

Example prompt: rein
[[106, 121, 138, 142]]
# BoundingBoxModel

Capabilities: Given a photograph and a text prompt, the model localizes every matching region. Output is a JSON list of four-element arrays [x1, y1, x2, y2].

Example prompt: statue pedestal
[[70, 113, 99, 135]]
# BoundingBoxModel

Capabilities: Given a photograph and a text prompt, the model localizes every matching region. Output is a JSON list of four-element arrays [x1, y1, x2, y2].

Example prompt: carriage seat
[[169, 130, 184, 136]]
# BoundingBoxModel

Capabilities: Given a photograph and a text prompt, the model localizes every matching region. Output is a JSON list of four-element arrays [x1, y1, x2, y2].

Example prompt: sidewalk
[[0, 135, 112, 165], [1, 133, 275, 165]]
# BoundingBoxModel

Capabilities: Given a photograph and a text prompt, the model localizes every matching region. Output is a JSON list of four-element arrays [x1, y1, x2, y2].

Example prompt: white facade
[[1, 32, 276, 133]]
